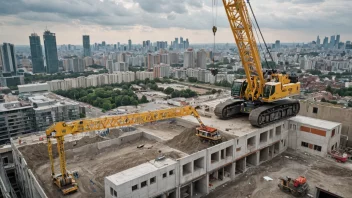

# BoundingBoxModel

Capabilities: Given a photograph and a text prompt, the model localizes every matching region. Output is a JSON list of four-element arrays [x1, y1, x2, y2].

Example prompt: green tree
[[121, 95, 131, 106], [164, 87, 175, 95], [297, 70, 302, 73], [80, 113, 86, 118], [226, 65, 233, 70], [140, 95, 148, 103], [326, 85, 333, 94], [211, 89, 217, 94], [321, 98, 326, 102], [188, 77, 197, 83]]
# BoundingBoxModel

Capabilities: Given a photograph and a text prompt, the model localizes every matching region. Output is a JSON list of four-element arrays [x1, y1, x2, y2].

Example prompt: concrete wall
[[299, 101, 352, 145], [11, 143, 48, 198], [179, 150, 207, 185]]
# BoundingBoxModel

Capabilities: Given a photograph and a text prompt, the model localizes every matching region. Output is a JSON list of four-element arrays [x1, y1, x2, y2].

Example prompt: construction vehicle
[[278, 176, 309, 197], [213, 0, 301, 127], [46, 106, 220, 195]]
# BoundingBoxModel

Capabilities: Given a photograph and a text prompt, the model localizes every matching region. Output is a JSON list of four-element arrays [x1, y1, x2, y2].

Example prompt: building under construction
[[9, 98, 347, 198]]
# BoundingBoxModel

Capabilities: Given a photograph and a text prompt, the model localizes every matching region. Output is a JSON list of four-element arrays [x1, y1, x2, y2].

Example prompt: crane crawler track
[[214, 99, 244, 119], [249, 99, 300, 127]]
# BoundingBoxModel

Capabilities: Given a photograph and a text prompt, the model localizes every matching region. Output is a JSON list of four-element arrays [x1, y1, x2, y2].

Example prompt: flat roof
[[289, 115, 340, 130], [106, 158, 177, 186], [18, 83, 48, 88]]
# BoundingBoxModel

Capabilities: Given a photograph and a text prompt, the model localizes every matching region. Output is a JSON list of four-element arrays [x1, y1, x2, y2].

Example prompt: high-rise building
[[196, 49, 207, 69], [102, 41, 106, 47], [83, 35, 91, 57], [153, 64, 170, 78], [29, 33, 45, 73], [323, 37, 329, 48], [43, 30, 59, 73], [128, 39, 132, 51], [183, 49, 195, 68], [275, 40, 281, 49], [169, 52, 179, 65], [0, 43, 17, 75], [330, 35, 335, 48], [174, 38, 179, 49], [335, 35, 340, 48], [316, 36, 321, 46]]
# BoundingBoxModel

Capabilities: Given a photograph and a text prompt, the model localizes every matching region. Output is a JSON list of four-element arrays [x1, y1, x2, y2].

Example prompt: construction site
[[9, 95, 351, 198]]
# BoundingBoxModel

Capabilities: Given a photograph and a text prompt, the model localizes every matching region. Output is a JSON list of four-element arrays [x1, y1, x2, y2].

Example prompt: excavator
[[45, 106, 220, 195], [213, 0, 301, 127]]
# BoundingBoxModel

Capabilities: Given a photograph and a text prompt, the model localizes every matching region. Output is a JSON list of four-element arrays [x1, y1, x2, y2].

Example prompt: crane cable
[[212, 0, 218, 63], [251, 17, 272, 70], [246, 0, 275, 71]]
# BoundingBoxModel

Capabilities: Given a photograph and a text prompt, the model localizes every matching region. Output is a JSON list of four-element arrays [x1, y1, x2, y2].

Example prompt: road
[[170, 79, 231, 91]]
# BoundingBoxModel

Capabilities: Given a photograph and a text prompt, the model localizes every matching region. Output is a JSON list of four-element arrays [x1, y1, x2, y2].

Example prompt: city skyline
[[0, 0, 351, 45]]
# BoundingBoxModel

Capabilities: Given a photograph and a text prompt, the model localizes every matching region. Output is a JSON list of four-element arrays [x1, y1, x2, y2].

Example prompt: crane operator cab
[[196, 126, 222, 145], [231, 79, 247, 98]]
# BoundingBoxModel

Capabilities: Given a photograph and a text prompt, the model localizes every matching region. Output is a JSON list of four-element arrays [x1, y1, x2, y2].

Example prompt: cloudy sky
[[0, 0, 351, 45]]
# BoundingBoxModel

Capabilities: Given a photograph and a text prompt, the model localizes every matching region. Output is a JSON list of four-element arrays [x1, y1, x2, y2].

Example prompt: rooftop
[[289, 115, 341, 130], [0, 101, 32, 112], [106, 158, 177, 186]]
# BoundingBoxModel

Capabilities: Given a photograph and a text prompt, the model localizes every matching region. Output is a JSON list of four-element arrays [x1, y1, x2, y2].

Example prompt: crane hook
[[212, 26, 217, 36]]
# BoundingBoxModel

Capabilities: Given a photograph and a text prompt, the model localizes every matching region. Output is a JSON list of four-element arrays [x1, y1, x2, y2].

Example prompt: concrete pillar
[[231, 162, 236, 179], [256, 151, 260, 165]]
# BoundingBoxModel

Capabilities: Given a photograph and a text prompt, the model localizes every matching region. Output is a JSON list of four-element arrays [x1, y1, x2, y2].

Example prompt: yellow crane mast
[[214, 0, 300, 127], [46, 106, 221, 195]]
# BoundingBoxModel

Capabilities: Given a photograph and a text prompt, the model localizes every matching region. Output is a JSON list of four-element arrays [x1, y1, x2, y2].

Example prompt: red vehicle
[[329, 150, 348, 163]]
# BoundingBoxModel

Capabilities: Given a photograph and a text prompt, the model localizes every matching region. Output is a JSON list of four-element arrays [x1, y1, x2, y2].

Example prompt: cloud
[[0, 0, 351, 44]]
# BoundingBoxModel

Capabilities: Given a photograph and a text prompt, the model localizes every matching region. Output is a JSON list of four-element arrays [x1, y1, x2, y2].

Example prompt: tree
[[164, 87, 175, 95], [121, 95, 131, 106], [188, 77, 197, 83], [326, 85, 333, 94], [226, 65, 233, 70], [211, 89, 217, 94], [297, 70, 302, 73], [79, 113, 86, 118], [321, 98, 326, 102], [140, 95, 148, 103]]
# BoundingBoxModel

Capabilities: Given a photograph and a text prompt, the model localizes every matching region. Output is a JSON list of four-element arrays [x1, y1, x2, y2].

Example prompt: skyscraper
[[0, 43, 17, 75], [29, 33, 45, 73], [335, 35, 340, 48], [183, 49, 195, 68], [83, 35, 91, 57], [329, 35, 335, 48], [174, 38, 179, 49], [43, 30, 59, 74], [128, 39, 132, 51], [316, 36, 321, 46], [275, 40, 281, 49], [323, 37, 329, 48]]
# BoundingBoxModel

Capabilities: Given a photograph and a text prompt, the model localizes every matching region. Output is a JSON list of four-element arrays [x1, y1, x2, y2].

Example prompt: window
[[2, 157, 8, 165], [332, 129, 335, 137], [132, 184, 138, 191], [169, 170, 174, 175], [314, 145, 322, 152], [301, 141, 309, 148], [162, 173, 167, 178], [313, 107, 318, 114], [150, 177, 156, 184], [114, 190, 117, 197], [141, 181, 147, 188], [110, 187, 113, 196], [236, 147, 241, 152], [237, 139, 239, 144]]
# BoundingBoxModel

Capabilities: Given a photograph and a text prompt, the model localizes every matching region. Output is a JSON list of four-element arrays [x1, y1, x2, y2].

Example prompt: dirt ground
[[167, 126, 233, 154], [21, 135, 184, 198], [206, 149, 352, 198]]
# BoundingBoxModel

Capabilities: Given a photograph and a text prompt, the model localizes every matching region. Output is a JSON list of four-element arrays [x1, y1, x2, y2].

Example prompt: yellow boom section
[[222, 0, 265, 100], [46, 106, 205, 179]]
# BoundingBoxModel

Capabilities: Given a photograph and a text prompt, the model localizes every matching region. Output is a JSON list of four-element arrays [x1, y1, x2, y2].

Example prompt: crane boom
[[222, 0, 265, 100], [46, 105, 219, 195]]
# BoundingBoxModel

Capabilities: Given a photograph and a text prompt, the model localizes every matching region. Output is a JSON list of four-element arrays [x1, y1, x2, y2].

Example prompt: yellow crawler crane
[[46, 106, 220, 195], [214, 0, 301, 127]]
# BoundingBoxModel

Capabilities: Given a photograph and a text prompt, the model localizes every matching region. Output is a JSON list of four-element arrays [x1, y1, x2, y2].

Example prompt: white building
[[169, 52, 179, 65], [174, 69, 187, 80], [196, 50, 207, 69], [18, 83, 49, 93], [288, 116, 341, 157], [106, 60, 114, 72], [114, 62, 129, 72], [154, 64, 171, 78], [183, 50, 195, 68], [160, 54, 169, 64], [136, 71, 154, 81]]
